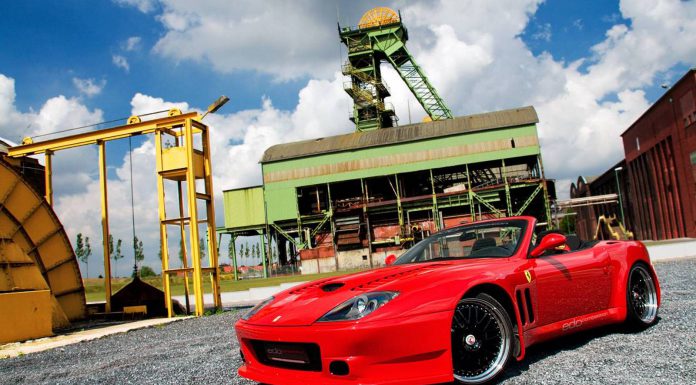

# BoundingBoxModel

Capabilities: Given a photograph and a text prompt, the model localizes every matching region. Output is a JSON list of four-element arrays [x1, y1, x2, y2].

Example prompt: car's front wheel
[[626, 263, 658, 327], [451, 293, 513, 384]]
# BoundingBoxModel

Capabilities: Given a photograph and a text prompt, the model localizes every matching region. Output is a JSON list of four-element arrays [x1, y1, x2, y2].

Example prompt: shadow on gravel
[[496, 317, 662, 383]]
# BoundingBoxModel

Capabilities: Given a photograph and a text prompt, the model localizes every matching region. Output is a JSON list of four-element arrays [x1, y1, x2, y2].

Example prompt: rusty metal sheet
[[0, 159, 86, 330], [261, 106, 539, 163], [264, 134, 539, 183]]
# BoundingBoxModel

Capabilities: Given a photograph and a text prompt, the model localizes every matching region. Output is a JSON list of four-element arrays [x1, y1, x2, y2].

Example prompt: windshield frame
[[393, 219, 529, 265]]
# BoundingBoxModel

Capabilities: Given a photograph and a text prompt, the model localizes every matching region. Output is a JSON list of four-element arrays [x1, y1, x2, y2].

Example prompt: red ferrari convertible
[[235, 216, 660, 385]]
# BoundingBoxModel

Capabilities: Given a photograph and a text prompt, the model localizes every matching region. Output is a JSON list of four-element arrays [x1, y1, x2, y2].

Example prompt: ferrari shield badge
[[524, 270, 532, 283]]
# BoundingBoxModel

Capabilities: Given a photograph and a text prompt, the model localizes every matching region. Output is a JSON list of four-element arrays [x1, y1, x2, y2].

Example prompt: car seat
[[471, 237, 497, 252], [565, 234, 582, 251]]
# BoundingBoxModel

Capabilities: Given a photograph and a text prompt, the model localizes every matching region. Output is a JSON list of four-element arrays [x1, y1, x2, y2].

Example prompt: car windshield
[[393, 220, 527, 264]]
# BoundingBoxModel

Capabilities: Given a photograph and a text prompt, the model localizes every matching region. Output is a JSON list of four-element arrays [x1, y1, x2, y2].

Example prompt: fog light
[[329, 360, 349, 376]]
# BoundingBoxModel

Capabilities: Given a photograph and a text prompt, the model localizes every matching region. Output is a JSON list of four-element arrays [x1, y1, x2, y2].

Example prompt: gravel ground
[[1, 258, 694, 385]]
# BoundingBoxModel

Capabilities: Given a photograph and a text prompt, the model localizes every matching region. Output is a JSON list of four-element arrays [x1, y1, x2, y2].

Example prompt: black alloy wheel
[[626, 263, 659, 327], [451, 293, 513, 384]]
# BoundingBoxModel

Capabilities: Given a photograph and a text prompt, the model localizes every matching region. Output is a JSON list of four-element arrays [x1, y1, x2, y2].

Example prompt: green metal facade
[[222, 186, 266, 229], [262, 124, 540, 223]]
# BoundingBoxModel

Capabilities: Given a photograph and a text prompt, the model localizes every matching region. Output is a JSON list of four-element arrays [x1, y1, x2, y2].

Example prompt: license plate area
[[249, 340, 322, 371]]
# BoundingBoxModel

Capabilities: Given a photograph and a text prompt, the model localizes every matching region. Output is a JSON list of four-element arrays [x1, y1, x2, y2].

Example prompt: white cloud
[[208, 72, 352, 190], [532, 23, 552, 42], [112, 55, 130, 72], [0, 74, 34, 141], [121, 0, 374, 80], [123, 36, 142, 51], [114, 0, 157, 13], [72, 77, 106, 97]]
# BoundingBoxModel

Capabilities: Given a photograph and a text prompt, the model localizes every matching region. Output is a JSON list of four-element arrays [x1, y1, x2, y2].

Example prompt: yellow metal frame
[[8, 110, 222, 316]]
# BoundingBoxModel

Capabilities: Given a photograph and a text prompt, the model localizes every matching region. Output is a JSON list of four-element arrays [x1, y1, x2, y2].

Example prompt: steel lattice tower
[[340, 7, 453, 132]]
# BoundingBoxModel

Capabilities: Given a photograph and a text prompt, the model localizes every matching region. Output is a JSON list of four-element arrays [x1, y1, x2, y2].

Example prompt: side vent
[[524, 288, 535, 323], [516, 290, 526, 325]]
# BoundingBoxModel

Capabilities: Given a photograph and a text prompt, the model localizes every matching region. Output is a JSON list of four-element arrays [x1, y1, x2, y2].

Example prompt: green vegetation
[[83, 269, 363, 303], [74, 233, 92, 278], [139, 265, 156, 277]]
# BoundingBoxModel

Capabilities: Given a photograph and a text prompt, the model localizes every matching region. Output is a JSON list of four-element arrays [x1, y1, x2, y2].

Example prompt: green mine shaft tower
[[340, 7, 453, 131]]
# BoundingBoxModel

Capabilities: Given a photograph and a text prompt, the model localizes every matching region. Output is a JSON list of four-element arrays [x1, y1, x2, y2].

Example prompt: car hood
[[245, 259, 505, 326]]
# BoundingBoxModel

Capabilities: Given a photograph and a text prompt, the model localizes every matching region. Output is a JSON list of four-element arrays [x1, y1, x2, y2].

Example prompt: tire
[[451, 293, 513, 384], [626, 263, 659, 328]]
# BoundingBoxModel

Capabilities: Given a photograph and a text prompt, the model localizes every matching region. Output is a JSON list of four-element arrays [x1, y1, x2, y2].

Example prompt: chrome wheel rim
[[452, 299, 510, 384], [629, 265, 658, 324]]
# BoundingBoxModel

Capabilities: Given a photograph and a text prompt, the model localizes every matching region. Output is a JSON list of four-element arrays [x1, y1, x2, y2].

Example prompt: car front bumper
[[235, 310, 453, 385]]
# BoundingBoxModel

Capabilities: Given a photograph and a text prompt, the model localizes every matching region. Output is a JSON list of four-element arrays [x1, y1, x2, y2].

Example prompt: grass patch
[[83, 269, 363, 303]]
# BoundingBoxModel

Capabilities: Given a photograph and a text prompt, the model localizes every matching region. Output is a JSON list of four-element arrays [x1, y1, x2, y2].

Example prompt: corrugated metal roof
[[261, 106, 538, 163]]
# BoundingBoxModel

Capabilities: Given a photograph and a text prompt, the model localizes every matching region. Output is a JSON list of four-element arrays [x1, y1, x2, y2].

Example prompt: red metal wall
[[621, 70, 696, 240]]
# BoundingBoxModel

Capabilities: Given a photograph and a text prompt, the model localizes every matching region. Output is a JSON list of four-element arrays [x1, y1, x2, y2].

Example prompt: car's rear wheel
[[626, 263, 658, 327], [451, 293, 512, 384]]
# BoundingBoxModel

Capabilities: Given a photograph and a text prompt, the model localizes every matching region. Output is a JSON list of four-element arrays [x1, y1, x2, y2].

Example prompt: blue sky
[[1, 0, 694, 275], [3, 0, 679, 128]]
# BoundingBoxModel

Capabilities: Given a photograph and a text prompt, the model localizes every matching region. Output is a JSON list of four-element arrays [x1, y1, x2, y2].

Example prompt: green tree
[[134, 236, 145, 263], [199, 237, 206, 261], [244, 241, 250, 261], [140, 265, 157, 278], [112, 238, 123, 277], [75, 233, 88, 277], [84, 236, 92, 278], [108, 234, 113, 256]]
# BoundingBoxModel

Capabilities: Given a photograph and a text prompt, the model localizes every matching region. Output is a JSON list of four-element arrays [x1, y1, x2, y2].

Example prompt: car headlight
[[242, 296, 274, 320], [317, 291, 398, 322]]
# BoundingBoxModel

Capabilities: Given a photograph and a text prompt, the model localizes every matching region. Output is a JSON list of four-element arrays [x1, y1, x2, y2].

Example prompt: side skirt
[[522, 307, 625, 348]]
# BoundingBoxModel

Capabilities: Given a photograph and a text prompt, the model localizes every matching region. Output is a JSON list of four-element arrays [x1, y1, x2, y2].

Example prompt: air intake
[[322, 283, 345, 292]]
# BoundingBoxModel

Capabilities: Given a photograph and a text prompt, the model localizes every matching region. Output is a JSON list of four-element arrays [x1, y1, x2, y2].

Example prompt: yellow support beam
[[44, 150, 53, 206], [154, 130, 172, 318], [98, 141, 112, 312], [202, 125, 222, 308], [8, 112, 199, 156], [184, 118, 205, 316], [7, 110, 222, 318]]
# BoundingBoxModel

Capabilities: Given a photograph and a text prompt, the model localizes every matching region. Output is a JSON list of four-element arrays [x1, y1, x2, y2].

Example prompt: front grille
[[249, 340, 322, 371]]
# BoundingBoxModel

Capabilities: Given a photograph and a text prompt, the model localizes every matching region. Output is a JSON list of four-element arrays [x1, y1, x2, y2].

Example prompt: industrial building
[[220, 8, 555, 274], [572, 68, 696, 241], [222, 108, 553, 274]]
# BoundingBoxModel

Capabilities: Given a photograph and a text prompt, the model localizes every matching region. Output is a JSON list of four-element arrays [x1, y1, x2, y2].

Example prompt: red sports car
[[235, 216, 660, 385]]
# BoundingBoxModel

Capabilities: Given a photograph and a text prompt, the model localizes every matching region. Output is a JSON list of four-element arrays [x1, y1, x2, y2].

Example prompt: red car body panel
[[235, 217, 661, 384]]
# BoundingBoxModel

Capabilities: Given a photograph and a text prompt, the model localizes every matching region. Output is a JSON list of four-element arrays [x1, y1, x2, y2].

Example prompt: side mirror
[[530, 233, 567, 258], [385, 254, 397, 266]]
